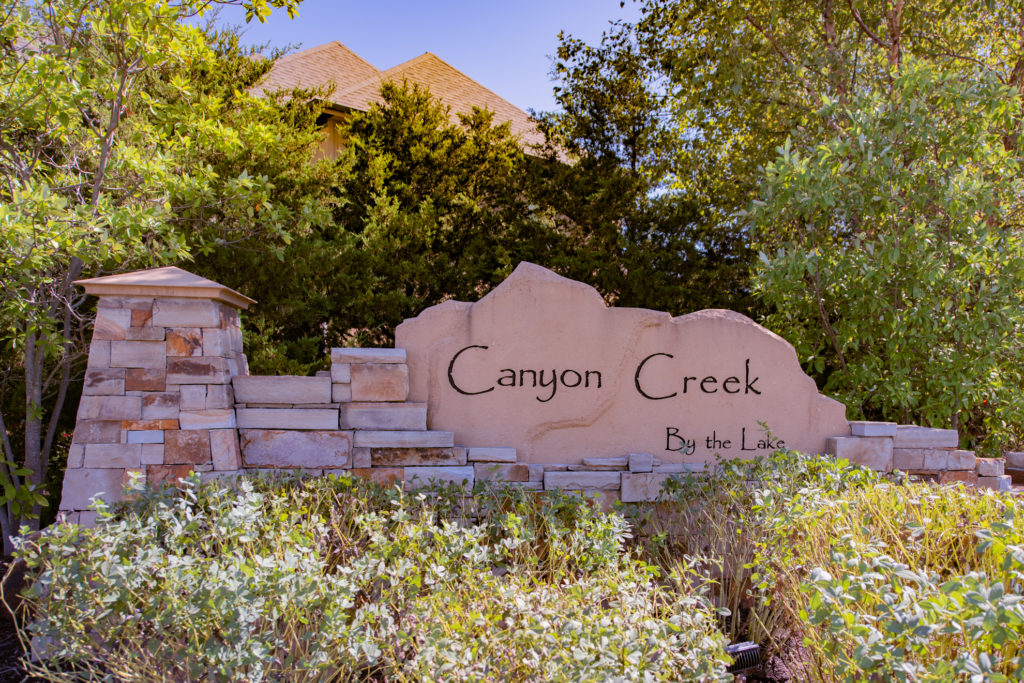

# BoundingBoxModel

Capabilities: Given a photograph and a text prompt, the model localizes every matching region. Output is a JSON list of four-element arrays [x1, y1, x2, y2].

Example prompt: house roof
[[258, 41, 544, 151]]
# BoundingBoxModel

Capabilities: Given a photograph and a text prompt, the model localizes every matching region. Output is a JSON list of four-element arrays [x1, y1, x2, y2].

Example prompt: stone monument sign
[[396, 262, 850, 465]]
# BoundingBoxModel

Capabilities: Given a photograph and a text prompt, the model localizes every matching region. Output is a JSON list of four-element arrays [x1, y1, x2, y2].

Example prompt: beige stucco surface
[[395, 262, 850, 465]]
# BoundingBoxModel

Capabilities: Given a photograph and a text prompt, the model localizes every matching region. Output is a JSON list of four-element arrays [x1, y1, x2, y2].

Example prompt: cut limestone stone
[[351, 447, 371, 468], [1005, 451, 1024, 469], [240, 429, 352, 468], [127, 431, 164, 444], [60, 468, 126, 510], [209, 429, 242, 470], [330, 363, 351, 383], [628, 452, 654, 473], [87, 340, 111, 369], [152, 300, 221, 328], [125, 368, 166, 392], [621, 472, 678, 502], [892, 448, 926, 471], [946, 450, 977, 471], [977, 475, 1012, 492], [66, 444, 84, 469], [849, 421, 899, 438], [202, 329, 232, 357], [233, 376, 332, 405], [236, 409, 338, 430], [353, 430, 454, 448], [350, 364, 409, 402], [582, 456, 628, 468], [405, 466, 474, 487], [126, 327, 165, 341], [178, 409, 237, 430], [544, 471, 621, 491], [73, 420, 122, 444], [130, 307, 153, 327], [179, 385, 206, 411], [474, 463, 530, 482], [164, 430, 212, 465], [141, 444, 164, 465], [332, 383, 352, 403], [339, 403, 426, 430], [83, 368, 126, 396], [93, 396, 142, 421], [350, 467, 403, 486], [826, 436, 892, 472], [370, 447, 456, 467], [110, 341, 165, 369], [142, 392, 180, 420], [921, 450, 949, 470], [331, 348, 406, 364], [146, 464, 194, 487], [939, 470, 978, 486], [84, 444, 141, 468], [976, 458, 1004, 477], [166, 328, 203, 357], [894, 425, 958, 449], [166, 357, 231, 385], [452, 447, 468, 465], [467, 447, 516, 463], [93, 309, 130, 341], [205, 385, 234, 410]]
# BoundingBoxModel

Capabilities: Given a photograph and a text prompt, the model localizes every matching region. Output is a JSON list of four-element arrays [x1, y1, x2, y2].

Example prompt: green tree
[[0, 0, 306, 547], [749, 62, 1024, 451]]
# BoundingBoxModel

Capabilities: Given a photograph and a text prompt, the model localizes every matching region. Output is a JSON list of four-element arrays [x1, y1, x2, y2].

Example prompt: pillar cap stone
[[75, 267, 255, 309]]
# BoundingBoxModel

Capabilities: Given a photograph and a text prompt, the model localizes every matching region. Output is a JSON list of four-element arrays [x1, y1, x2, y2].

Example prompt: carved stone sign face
[[395, 263, 849, 465]]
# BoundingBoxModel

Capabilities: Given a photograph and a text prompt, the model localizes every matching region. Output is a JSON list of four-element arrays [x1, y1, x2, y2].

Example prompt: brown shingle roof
[[258, 42, 544, 151], [253, 41, 381, 97]]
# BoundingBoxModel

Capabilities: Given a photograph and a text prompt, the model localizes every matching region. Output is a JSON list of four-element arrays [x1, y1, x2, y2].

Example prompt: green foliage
[[749, 62, 1024, 451], [17, 474, 731, 682]]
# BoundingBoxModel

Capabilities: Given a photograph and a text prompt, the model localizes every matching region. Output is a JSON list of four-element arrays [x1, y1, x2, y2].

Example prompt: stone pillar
[[60, 267, 253, 525]]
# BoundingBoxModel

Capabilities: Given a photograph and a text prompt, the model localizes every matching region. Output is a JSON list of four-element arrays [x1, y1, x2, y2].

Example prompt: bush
[[16, 473, 731, 682]]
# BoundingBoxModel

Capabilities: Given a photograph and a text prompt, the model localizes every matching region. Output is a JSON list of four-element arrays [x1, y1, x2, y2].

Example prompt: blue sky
[[211, 0, 644, 114]]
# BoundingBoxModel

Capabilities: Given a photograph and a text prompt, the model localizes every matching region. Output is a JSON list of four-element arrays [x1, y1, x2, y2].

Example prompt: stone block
[[166, 357, 231, 385], [351, 447, 371, 468], [339, 403, 426, 430], [826, 436, 892, 472], [330, 363, 351, 383], [83, 443, 141, 468], [581, 455, 628, 469], [371, 447, 456, 467], [895, 425, 958, 449], [233, 376, 332, 405], [209, 429, 242, 470], [240, 430, 351, 468], [179, 385, 206, 411], [60, 468, 125, 510], [939, 470, 978, 486], [977, 475, 1012, 492], [350, 467, 403, 486], [152, 300, 221, 328], [86, 340, 111, 369], [83, 368, 125, 396], [92, 396, 142, 421], [452, 447, 468, 465], [331, 348, 406, 364], [66, 444, 84, 469], [849, 421, 899, 437], [529, 464, 545, 482], [178, 409, 236, 430], [350, 364, 409, 402], [205, 385, 234, 410], [332, 384, 352, 403], [73, 420, 122, 444], [1006, 451, 1024, 469], [122, 419, 178, 431], [976, 458, 1004, 477], [892, 448, 926, 471], [628, 452, 654, 473], [236, 409, 339, 430], [467, 447, 517, 463], [146, 464, 194, 487], [202, 328, 232, 357], [125, 368, 166, 392], [621, 472, 679, 502], [544, 471, 621, 491], [474, 463, 530, 482], [127, 431, 163, 444], [142, 392, 180, 420], [130, 307, 153, 327], [405, 466, 474, 488], [354, 430, 453, 448], [947, 450, 977, 471], [141, 444, 164, 465], [921, 449, 949, 470], [166, 328, 203, 357], [126, 327, 166, 341], [93, 309, 130, 341], [164, 430, 211, 465], [110, 341, 165, 369]]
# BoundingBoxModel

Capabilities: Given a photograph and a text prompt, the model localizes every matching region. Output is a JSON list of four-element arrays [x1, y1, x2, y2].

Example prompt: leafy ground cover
[[7, 452, 1024, 682]]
